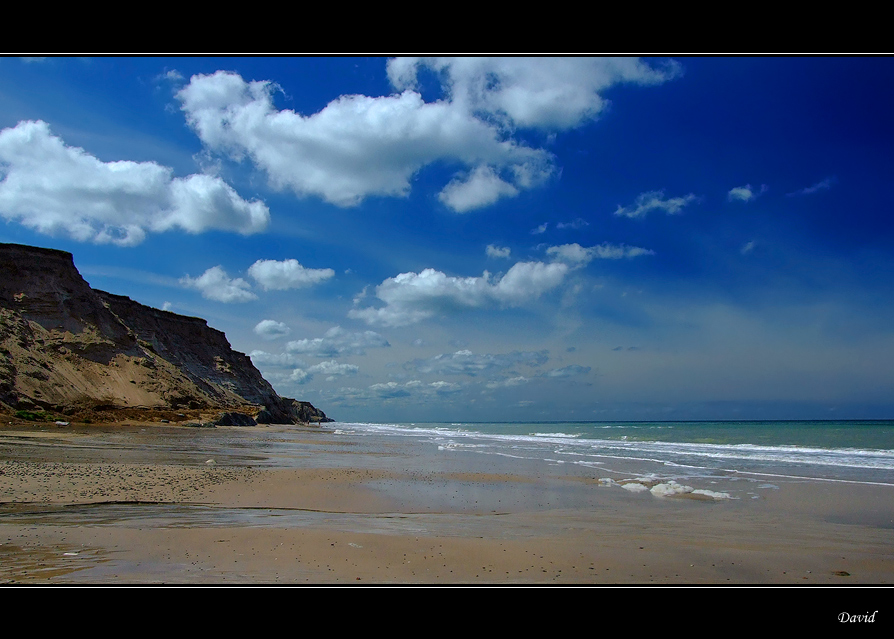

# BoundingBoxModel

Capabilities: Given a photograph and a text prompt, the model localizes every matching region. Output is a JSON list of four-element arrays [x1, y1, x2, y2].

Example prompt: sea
[[325, 419, 894, 493], [2, 418, 892, 568]]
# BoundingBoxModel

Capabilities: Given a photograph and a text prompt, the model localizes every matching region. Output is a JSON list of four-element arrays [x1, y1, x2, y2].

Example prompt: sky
[[1, 55, 893, 422]]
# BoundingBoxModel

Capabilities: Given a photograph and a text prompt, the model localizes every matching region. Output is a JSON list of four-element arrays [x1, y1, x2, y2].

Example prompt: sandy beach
[[1, 420, 893, 587]]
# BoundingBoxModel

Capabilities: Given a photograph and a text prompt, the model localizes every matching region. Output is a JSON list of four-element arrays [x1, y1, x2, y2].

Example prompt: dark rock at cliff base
[[214, 411, 257, 427], [0, 243, 331, 425]]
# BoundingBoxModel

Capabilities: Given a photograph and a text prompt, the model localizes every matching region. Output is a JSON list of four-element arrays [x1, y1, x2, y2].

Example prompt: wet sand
[[1, 421, 893, 586]]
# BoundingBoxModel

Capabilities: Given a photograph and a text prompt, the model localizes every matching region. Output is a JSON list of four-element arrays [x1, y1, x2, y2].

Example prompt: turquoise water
[[327, 420, 894, 486], [411, 420, 894, 449]]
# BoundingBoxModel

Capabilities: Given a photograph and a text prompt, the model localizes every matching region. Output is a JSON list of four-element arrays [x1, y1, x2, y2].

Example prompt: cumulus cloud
[[728, 184, 768, 202], [387, 57, 681, 130], [486, 244, 511, 259], [289, 359, 360, 384], [312, 360, 359, 379], [531, 223, 548, 235], [176, 59, 677, 213], [368, 381, 413, 398], [428, 380, 462, 394], [614, 190, 698, 219], [369, 379, 461, 398], [407, 349, 549, 377], [285, 326, 390, 357], [162, 69, 184, 82], [247, 258, 335, 290], [249, 350, 307, 367], [348, 241, 652, 327], [176, 71, 552, 212], [438, 165, 520, 212], [0, 120, 269, 246], [253, 319, 291, 340], [180, 266, 257, 303], [348, 261, 570, 327]]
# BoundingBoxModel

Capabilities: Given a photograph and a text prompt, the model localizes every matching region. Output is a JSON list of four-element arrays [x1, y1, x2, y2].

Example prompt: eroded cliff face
[[0, 243, 330, 424]]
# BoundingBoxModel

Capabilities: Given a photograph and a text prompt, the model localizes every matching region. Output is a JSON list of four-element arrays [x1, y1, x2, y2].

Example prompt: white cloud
[[727, 186, 753, 202], [369, 381, 413, 398], [352, 285, 369, 307], [728, 184, 768, 202], [408, 349, 549, 376], [542, 364, 591, 378], [438, 165, 520, 212], [177, 59, 677, 213], [387, 57, 681, 130], [614, 190, 698, 219], [368, 379, 461, 398], [485, 376, 529, 389], [289, 369, 312, 384], [311, 360, 360, 379], [348, 242, 653, 327], [290, 359, 359, 384], [247, 258, 335, 290], [348, 261, 570, 327], [253, 319, 291, 340], [531, 223, 548, 235], [740, 240, 756, 255], [176, 71, 551, 211], [788, 176, 836, 196], [547, 242, 654, 265], [486, 244, 511, 259], [556, 218, 589, 229], [494, 261, 571, 304], [285, 326, 390, 357], [180, 266, 257, 303], [249, 350, 307, 367], [0, 120, 269, 246], [428, 380, 462, 394]]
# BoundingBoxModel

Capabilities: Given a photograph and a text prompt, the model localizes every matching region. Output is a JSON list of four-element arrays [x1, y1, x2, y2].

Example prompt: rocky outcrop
[[0, 243, 332, 424], [213, 411, 258, 427]]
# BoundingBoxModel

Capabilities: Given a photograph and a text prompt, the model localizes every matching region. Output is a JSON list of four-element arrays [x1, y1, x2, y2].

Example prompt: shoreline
[[1, 421, 893, 585]]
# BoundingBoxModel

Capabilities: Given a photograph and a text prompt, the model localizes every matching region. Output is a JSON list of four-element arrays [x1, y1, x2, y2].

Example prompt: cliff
[[0, 243, 331, 424]]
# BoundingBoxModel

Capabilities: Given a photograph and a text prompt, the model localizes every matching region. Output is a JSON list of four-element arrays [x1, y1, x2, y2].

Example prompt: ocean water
[[326, 420, 894, 490]]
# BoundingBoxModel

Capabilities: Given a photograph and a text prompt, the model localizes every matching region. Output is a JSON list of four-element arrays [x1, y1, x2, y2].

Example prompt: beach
[[1, 420, 893, 586]]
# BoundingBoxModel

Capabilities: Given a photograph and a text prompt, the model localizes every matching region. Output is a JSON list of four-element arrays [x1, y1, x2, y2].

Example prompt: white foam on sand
[[649, 482, 734, 500], [607, 476, 734, 500], [650, 481, 693, 497], [620, 482, 650, 493], [691, 489, 734, 500]]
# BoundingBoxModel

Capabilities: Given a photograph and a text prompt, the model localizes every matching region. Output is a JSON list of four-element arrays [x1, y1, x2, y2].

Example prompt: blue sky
[[2, 56, 893, 422]]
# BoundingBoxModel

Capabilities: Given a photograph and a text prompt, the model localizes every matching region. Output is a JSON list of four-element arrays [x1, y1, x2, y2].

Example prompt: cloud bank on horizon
[[1, 56, 892, 421]]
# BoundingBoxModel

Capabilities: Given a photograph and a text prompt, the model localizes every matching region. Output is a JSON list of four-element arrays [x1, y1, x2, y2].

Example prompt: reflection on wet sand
[[2, 422, 893, 584]]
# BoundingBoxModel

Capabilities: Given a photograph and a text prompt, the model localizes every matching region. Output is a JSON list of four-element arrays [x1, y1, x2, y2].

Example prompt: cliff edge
[[0, 243, 331, 425]]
